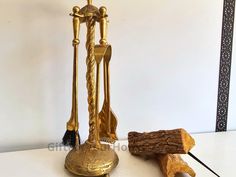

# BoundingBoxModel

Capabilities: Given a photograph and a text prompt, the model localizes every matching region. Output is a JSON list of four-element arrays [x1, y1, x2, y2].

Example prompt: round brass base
[[65, 142, 119, 176]]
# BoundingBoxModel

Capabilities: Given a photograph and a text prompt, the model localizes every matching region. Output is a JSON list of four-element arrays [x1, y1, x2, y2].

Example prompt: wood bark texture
[[128, 129, 195, 155]]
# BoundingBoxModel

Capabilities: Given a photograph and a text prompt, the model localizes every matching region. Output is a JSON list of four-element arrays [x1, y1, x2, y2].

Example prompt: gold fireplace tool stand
[[63, 0, 118, 176]]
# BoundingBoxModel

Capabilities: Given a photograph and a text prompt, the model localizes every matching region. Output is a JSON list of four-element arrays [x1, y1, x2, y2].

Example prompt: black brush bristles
[[62, 130, 80, 147]]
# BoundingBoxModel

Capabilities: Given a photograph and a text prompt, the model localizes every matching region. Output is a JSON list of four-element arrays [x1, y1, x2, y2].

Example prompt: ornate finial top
[[87, 0, 92, 5]]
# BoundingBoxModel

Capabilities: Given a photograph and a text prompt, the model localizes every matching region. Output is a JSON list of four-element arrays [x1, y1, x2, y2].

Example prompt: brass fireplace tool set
[[62, 0, 118, 176], [61, 1, 220, 177]]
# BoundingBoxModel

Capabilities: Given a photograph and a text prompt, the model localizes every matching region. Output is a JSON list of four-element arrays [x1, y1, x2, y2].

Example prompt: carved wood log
[[128, 129, 195, 155], [156, 154, 196, 177]]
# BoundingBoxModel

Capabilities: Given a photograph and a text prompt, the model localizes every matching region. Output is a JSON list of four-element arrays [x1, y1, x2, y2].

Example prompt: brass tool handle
[[72, 6, 81, 47], [104, 48, 111, 133], [95, 54, 102, 147], [99, 7, 108, 46], [72, 6, 80, 132], [87, 0, 93, 5], [99, 6, 109, 101], [67, 6, 81, 132], [103, 47, 112, 103]]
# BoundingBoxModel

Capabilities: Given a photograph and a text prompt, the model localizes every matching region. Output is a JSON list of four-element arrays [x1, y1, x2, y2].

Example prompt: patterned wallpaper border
[[216, 0, 235, 132]]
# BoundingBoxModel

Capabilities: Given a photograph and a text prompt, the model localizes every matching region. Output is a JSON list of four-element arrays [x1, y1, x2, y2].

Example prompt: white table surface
[[0, 131, 235, 177]]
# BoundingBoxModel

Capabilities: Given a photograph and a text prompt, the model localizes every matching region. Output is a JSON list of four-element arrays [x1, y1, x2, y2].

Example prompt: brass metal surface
[[99, 7, 108, 46], [66, 6, 81, 133], [64, 0, 119, 176], [65, 142, 119, 176], [98, 46, 118, 143]]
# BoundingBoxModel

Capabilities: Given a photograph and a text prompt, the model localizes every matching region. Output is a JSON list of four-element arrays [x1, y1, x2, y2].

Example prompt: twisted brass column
[[85, 16, 100, 147]]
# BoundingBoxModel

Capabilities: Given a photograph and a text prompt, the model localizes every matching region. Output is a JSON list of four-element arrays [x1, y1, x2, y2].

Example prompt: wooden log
[[128, 129, 195, 155], [156, 154, 196, 177]]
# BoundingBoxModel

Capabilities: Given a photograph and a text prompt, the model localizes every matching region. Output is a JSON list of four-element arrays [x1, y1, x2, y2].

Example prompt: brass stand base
[[65, 142, 119, 176]]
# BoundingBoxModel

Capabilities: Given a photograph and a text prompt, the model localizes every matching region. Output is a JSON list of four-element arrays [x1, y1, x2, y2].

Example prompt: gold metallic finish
[[94, 45, 106, 148], [66, 6, 81, 133], [99, 46, 118, 143], [79, 4, 99, 20], [87, 0, 92, 5], [99, 7, 108, 46], [85, 16, 100, 147], [65, 142, 119, 176], [64, 1, 119, 176]]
